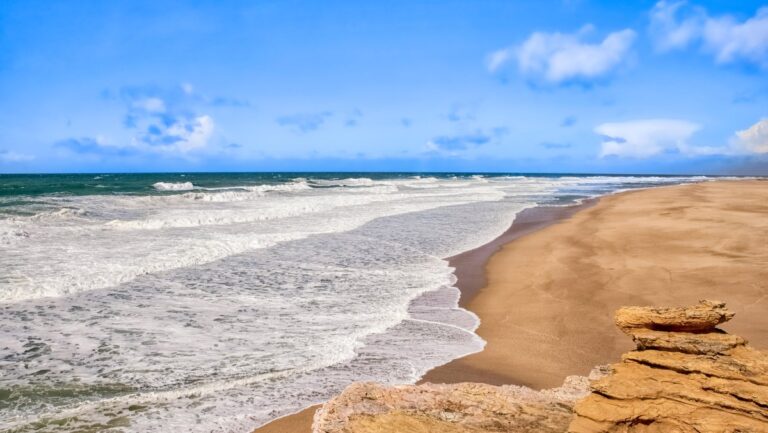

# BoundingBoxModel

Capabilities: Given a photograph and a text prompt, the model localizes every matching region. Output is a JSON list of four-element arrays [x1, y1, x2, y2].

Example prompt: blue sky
[[0, 0, 767, 174]]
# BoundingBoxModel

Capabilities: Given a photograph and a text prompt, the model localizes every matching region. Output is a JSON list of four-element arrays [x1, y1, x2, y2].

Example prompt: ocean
[[0, 172, 706, 432]]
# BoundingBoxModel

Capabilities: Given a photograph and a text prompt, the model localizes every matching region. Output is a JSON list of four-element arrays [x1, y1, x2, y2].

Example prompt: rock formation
[[569, 300, 768, 433], [312, 372, 604, 433], [310, 300, 767, 433]]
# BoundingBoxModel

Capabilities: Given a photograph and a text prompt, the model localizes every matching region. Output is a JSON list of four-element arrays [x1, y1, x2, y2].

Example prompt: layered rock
[[614, 299, 734, 333], [312, 372, 604, 433], [569, 300, 768, 433], [310, 300, 767, 433]]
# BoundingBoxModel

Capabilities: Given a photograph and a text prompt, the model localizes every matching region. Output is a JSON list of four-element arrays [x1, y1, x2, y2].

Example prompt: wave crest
[[153, 182, 195, 191]]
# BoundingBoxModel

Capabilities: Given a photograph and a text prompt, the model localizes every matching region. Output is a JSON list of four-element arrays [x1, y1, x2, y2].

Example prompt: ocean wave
[[106, 192, 403, 230], [311, 177, 381, 187], [244, 180, 312, 193], [153, 182, 195, 191], [28, 207, 87, 221], [1, 184, 510, 300], [179, 180, 313, 202], [342, 185, 399, 194]]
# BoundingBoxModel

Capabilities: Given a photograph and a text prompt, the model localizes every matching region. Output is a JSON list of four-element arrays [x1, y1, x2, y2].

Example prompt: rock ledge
[[312, 372, 605, 433], [569, 300, 768, 433], [310, 300, 768, 433]]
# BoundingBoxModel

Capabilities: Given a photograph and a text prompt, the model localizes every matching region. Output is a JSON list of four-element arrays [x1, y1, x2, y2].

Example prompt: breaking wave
[[153, 181, 195, 191]]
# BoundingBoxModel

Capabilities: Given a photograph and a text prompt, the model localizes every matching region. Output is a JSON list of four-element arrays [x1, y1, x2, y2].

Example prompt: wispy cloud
[[345, 108, 363, 127], [732, 88, 768, 104], [426, 128, 508, 155], [486, 49, 514, 74], [446, 105, 476, 123], [488, 25, 636, 84], [540, 142, 572, 149], [0, 150, 35, 163], [209, 96, 251, 108], [277, 111, 333, 133], [648, 1, 703, 51], [561, 115, 578, 127], [430, 133, 491, 150], [55, 137, 136, 156], [108, 84, 251, 109], [650, 1, 768, 68]]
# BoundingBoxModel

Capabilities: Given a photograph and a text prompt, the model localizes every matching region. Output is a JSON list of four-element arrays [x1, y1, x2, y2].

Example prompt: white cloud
[[650, 1, 768, 67], [132, 97, 166, 113], [705, 9, 768, 65], [649, 1, 703, 51], [732, 118, 768, 154], [139, 115, 215, 154], [486, 48, 513, 73], [0, 150, 35, 162], [489, 25, 636, 83], [597, 118, 768, 158], [168, 115, 214, 153], [57, 113, 215, 158], [117, 86, 216, 154], [596, 119, 702, 158]]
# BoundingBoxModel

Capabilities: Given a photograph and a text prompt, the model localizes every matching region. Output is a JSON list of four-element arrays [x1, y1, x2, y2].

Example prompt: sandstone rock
[[312, 372, 603, 433], [569, 300, 768, 433], [311, 300, 767, 433], [614, 299, 733, 333], [628, 328, 745, 355]]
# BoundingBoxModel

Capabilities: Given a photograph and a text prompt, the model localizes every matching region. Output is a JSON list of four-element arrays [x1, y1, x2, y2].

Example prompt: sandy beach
[[255, 179, 768, 432]]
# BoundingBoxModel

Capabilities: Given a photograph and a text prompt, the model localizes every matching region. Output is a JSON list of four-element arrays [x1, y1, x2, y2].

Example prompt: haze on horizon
[[0, 0, 767, 175]]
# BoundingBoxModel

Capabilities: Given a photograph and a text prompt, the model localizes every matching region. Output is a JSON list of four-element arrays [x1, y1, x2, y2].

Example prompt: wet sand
[[254, 179, 768, 432], [253, 405, 319, 433]]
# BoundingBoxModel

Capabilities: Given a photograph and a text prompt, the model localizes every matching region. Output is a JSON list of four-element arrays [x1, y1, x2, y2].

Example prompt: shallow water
[[0, 173, 705, 432]]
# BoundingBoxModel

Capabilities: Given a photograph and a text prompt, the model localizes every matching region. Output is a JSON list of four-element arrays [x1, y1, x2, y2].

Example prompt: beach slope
[[424, 179, 768, 389], [256, 179, 768, 432]]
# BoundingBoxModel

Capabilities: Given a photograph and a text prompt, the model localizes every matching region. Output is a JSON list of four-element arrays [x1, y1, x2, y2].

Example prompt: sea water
[[0, 173, 705, 432]]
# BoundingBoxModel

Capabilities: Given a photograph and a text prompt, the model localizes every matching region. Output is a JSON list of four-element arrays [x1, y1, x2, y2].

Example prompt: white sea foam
[[153, 181, 195, 191], [0, 181, 508, 301], [311, 177, 379, 187], [177, 180, 313, 202]]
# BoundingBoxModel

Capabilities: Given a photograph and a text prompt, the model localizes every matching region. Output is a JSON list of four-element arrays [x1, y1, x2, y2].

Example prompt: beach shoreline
[[253, 199, 596, 433], [255, 179, 768, 432], [426, 179, 768, 391]]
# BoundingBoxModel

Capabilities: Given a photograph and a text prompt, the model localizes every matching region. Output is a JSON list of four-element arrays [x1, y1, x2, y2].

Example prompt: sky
[[0, 0, 767, 174]]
